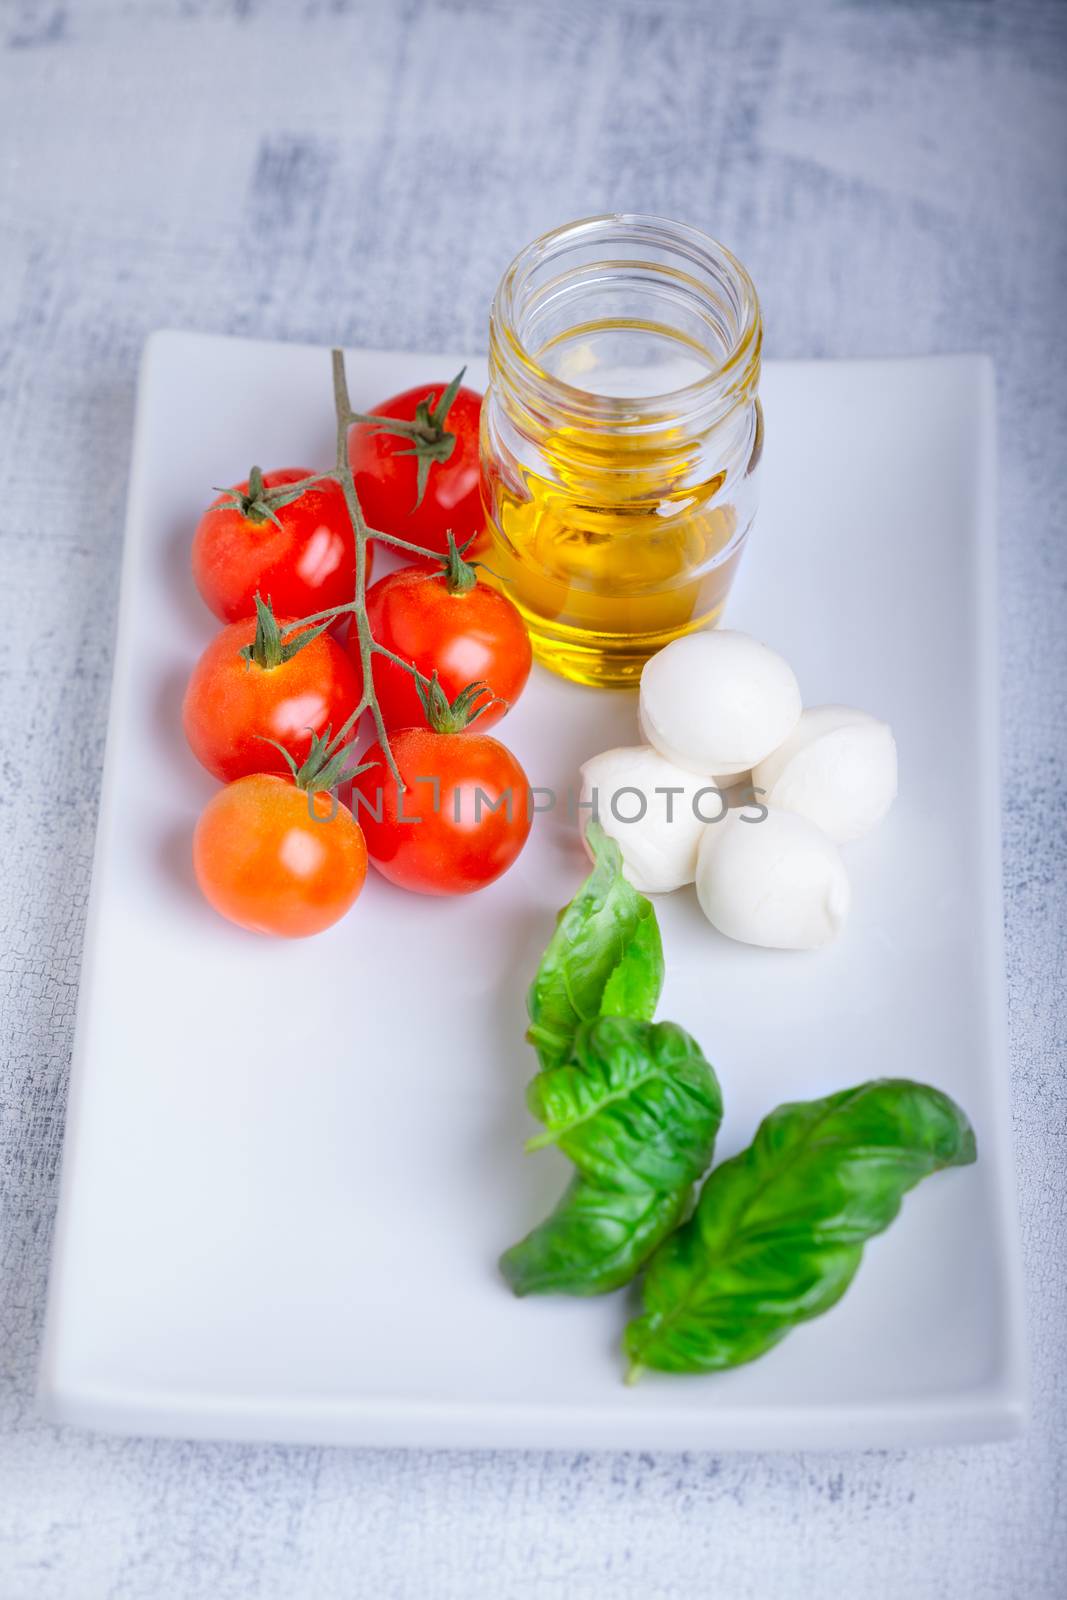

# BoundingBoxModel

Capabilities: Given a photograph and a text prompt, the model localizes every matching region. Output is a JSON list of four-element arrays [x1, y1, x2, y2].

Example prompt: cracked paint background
[[0, 1, 1064, 1596]]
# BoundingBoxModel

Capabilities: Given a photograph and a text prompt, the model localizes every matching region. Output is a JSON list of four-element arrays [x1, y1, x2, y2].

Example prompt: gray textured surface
[[1, 0, 1064, 1595]]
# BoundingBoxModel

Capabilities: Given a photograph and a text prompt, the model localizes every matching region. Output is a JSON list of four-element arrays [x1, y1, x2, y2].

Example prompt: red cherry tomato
[[192, 469, 365, 623], [182, 613, 361, 782], [353, 727, 532, 895], [346, 561, 531, 732], [348, 381, 483, 559], [193, 774, 367, 937]]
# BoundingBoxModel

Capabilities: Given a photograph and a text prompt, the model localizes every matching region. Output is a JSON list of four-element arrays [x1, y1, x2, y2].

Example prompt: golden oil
[[480, 220, 763, 687]]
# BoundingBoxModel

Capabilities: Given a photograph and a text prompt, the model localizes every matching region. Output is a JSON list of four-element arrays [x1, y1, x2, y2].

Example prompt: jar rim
[[490, 212, 762, 427]]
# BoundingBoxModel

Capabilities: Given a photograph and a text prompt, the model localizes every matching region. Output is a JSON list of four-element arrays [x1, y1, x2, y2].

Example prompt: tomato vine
[[241, 349, 472, 790]]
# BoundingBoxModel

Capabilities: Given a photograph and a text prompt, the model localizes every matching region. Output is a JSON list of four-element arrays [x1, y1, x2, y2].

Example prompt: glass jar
[[479, 214, 763, 687]]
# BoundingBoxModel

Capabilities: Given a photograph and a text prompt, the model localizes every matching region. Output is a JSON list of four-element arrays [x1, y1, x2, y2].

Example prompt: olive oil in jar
[[480, 220, 763, 687]]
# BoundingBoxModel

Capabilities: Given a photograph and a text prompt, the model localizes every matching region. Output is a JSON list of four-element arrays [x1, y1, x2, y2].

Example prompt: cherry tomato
[[193, 774, 367, 937], [346, 561, 531, 732], [182, 612, 361, 782], [348, 380, 483, 559], [353, 727, 532, 895], [191, 468, 365, 623]]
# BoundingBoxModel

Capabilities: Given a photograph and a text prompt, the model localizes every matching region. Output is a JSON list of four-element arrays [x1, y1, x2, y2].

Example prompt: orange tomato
[[193, 774, 367, 937]]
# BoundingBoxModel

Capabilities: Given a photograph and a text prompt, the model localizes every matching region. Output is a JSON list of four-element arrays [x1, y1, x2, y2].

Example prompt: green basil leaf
[[526, 822, 664, 1074], [526, 1017, 723, 1193], [500, 1176, 689, 1298], [501, 1019, 722, 1297], [624, 1078, 977, 1379]]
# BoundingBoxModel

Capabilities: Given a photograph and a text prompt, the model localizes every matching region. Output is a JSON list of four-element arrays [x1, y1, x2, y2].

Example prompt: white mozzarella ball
[[695, 808, 850, 950], [639, 630, 802, 777], [579, 746, 725, 894], [752, 705, 898, 843]]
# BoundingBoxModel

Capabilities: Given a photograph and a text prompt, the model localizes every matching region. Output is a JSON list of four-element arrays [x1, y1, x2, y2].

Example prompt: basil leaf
[[501, 1019, 722, 1296], [526, 822, 664, 1074], [500, 1176, 689, 1298], [526, 1017, 723, 1193], [624, 1079, 977, 1379]]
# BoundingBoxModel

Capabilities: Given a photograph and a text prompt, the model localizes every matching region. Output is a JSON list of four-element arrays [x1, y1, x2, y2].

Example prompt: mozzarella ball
[[579, 746, 725, 894], [639, 630, 802, 777], [695, 808, 850, 950], [752, 705, 898, 843]]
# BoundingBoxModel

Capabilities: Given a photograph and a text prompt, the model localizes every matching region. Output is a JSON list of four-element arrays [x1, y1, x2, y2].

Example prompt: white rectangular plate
[[40, 334, 1026, 1450]]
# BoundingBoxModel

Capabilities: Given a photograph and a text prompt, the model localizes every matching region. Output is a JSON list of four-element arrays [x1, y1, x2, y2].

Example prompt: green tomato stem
[[330, 349, 404, 792]]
